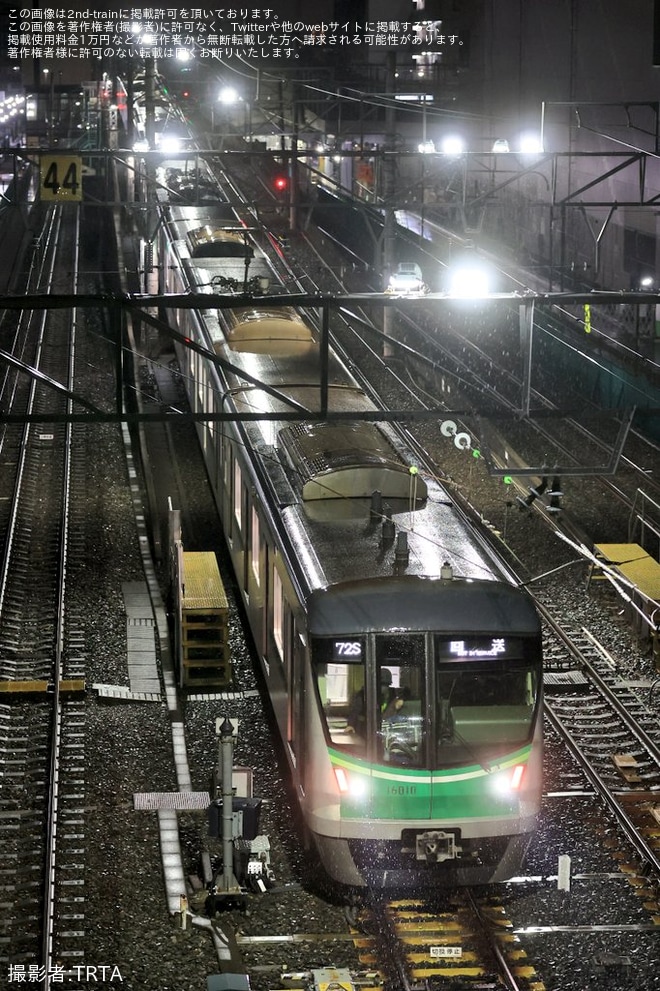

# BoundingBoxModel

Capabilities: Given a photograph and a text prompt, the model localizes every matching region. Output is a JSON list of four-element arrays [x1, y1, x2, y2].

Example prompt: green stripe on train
[[329, 745, 532, 819]]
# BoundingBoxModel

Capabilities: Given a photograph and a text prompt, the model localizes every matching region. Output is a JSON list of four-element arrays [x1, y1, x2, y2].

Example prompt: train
[[156, 201, 544, 889]]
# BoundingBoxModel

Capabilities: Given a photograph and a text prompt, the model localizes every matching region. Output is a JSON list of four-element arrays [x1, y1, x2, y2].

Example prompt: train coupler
[[414, 829, 460, 863]]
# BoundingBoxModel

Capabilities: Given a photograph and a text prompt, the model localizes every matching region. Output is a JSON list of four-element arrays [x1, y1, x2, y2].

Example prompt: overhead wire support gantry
[[0, 290, 654, 468]]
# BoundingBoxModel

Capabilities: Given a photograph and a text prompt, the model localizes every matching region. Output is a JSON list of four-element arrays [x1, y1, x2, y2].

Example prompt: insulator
[[394, 531, 409, 564], [144, 240, 154, 273], [381, 503, 395, 542], [370, 489, 383, 520]]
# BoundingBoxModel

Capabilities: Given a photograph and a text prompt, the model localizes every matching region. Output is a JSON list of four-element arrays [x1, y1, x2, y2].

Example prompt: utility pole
[[143, 58, 158, 256], [382, 50, 397, 358], [289, 80, 299, 233], [144, 58, 156, 151]]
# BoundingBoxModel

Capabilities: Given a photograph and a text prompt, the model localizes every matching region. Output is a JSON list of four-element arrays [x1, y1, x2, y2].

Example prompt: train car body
[[158, 205, 544, 889]]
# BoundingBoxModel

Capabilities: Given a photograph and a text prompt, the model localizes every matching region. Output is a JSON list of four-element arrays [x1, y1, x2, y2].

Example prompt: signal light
[[182, 89, 190, 98], [274, 176, 288, 194]]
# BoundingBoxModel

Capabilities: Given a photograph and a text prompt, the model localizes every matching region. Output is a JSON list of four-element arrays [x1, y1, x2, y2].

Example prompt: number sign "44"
[[40, 155, 83, 202]]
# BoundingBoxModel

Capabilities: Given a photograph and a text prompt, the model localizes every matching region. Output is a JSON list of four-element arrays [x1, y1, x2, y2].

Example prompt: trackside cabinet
[[177, 551, 231, 689]]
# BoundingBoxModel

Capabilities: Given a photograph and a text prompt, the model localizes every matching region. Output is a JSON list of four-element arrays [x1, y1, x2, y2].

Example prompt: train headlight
[[334, 767, 367, 799], [491, 763, 526, 795]]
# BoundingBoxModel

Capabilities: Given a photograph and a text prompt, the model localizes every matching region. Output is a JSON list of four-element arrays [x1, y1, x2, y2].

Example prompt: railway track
[[234, 891, 539, 991], [350, 889, 540, 991], [541, 612, 660, 875], [0, 204, 90, 978]]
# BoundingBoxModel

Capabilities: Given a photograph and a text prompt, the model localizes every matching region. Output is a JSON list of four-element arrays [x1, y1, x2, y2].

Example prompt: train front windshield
[[313, 633, 540, 767]]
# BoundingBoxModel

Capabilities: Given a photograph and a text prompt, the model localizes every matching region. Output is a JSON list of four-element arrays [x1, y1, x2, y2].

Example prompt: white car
[[387, 262, 427, 293]]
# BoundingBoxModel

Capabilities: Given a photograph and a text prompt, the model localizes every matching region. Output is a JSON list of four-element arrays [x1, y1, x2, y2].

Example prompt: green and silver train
[[159, 204, 544, 888]]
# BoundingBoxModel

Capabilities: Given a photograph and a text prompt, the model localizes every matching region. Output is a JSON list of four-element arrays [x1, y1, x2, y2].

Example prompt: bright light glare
[[418, 140, 435, 154], [176, 49, 192, 62], [333, 766, 367, 799], [349, 775, 367, 798], [448, 263, 490, 297], [158, 135, 182, 153], [519, 132, 544, 155], [492, 138, 510, 153], [218, 86, 239, 104], [132, 139, 150, 152], [491, 764, 525, 795], [441, 135, 465, 157]]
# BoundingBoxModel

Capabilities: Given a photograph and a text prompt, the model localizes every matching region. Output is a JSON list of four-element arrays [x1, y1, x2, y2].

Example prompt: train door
[[371, 633, 430, 820]]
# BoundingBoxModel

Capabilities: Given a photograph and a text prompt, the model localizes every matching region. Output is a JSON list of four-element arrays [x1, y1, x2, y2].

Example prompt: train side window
[[250, 506, 260, 587], [284, 606, 294, 690], [195, 351, 204, 410], [215, 425, 223, 494], [233, 459, 242, 530], [272, 566, 284, 657], [206, 387, 216, 442], [223, 439, 230, 489]]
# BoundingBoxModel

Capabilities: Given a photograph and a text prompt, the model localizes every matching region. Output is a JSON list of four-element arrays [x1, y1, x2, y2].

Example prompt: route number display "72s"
[[39, 155, 83, 202]]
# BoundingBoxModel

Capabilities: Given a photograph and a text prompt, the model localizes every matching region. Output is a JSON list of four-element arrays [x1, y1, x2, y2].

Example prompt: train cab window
[[434, 635, 540, 761], [312, 638, 367, 757], [376, 634, 425, 767]]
